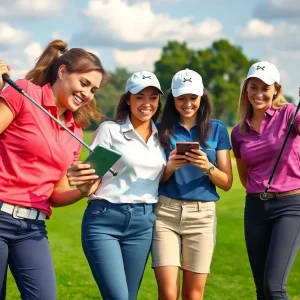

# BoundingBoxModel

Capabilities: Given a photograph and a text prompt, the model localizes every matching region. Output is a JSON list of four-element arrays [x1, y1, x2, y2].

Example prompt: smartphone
[[176, 142, 199, 155], [83, 145, 122, 178]]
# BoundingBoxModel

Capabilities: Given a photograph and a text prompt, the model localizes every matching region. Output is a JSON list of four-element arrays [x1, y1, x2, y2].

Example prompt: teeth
[[140, 110, 151, 113], [74, 95, 83, 104]]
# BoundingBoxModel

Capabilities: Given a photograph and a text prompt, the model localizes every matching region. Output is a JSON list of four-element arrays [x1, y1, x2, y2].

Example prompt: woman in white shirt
[[67, 71, 166, 300]]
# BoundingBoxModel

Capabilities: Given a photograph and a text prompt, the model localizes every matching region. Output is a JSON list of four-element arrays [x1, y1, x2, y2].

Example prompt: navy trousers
[[0, 205, 56, 300], [245, 194, 300, 300]]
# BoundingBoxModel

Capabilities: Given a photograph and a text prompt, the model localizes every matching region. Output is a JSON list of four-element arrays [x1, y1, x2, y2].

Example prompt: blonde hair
[[237, 80, 288, 134], [25, 39, 109, 128]]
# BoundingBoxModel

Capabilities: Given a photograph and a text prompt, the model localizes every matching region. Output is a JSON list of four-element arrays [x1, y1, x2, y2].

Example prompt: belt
[[0, 202, 46, 220], [248, 188, 300, 200]]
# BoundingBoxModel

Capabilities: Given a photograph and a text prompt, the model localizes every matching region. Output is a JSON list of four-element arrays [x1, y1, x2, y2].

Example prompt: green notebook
[[83, 145, 122, 178]]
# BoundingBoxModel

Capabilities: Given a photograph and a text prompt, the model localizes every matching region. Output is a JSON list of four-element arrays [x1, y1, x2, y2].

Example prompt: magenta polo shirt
[[0, 79, 83, 217], [231, 104, 300, 193]]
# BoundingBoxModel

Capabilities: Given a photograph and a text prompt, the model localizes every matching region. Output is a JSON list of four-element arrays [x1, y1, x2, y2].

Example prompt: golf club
[[1, 74, 118, 176], [261, 88, 300, 199]]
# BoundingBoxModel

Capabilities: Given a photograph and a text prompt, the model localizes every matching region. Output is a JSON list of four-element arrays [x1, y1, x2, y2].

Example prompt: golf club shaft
[[263, 93, 300, 196], [2, 74, 117, 176]]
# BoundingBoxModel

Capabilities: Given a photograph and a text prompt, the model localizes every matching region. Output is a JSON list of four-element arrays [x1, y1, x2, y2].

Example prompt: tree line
[[92, 39, 292, 130]]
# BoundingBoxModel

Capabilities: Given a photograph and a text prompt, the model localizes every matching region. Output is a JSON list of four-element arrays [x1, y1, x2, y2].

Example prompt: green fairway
[[6, 131, 300, 299]]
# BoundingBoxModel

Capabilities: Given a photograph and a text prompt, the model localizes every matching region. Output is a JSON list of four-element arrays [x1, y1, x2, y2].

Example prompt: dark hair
[[115, 91, 162, 124], [158, 89, 213, 149], [25, 39, 109, 128]]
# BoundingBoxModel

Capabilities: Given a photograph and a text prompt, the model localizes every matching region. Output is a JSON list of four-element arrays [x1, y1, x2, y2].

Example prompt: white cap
[[171, 68, 204, 97], [125, 71, 163, 94], [245, 61, 280, 85]]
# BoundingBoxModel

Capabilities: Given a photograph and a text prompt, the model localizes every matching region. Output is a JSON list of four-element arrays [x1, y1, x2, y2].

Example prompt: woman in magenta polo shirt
[[0, 40, 106, 300], [231, 61, 300, 300]]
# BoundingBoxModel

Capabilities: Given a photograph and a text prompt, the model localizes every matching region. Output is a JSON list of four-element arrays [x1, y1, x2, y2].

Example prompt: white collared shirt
[[89, 117, 166, 204]]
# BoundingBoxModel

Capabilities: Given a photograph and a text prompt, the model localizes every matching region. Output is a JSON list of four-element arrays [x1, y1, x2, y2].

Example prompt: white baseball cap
[[125, 71, 163, 94], [171, 68, 204, 97], [245, 61, 280, 85]]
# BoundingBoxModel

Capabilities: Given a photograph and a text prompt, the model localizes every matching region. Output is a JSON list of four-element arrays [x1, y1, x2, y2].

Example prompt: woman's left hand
[[184, 149, 211, 173]]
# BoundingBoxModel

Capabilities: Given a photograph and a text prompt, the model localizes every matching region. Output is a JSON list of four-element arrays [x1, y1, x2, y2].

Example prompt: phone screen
[[176, 142, 199, 155]]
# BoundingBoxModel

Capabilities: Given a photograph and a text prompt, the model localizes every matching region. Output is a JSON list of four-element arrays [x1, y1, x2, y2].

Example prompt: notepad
[[83, 145, 122, 177]]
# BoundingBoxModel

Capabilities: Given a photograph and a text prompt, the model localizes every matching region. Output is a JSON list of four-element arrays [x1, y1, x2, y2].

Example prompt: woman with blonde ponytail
[[0, 40, 107, 300]]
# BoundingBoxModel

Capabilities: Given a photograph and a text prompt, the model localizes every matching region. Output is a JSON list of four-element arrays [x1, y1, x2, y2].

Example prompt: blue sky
[[1, 0, 300, 99]]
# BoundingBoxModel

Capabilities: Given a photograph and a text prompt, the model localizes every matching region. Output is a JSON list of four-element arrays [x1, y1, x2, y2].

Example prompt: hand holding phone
[[176, 142, 199, 155]]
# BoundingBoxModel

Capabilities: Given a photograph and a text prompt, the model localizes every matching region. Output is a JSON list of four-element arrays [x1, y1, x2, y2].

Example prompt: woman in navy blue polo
[[152, 69, 233, 300]]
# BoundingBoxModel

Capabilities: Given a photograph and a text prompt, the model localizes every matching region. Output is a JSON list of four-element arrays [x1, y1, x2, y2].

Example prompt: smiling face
[[247, 77, 278, 112], [55, 65, 103, 113], [127, 86, 160, 127], [174, 93, 201, 123]]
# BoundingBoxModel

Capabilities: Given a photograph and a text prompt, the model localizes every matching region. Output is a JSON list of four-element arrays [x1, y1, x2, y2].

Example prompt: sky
[[1, 0, 300, 100]]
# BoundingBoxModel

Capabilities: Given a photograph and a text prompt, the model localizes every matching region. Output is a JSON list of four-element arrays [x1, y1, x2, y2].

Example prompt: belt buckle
[[259, 193, 269, 201], [12, 206, 25, 219]]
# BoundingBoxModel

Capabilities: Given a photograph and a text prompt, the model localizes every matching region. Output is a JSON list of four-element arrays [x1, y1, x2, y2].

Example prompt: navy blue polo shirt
[[158, 119, 231, 201]]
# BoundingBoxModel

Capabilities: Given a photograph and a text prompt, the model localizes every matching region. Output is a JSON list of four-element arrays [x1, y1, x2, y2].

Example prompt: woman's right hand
[[67, 162, 100, 197], [167, 149, 189, 172], [0, 61, 11, 92]]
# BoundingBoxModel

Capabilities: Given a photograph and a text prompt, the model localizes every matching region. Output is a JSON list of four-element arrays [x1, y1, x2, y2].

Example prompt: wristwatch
[[205, 164, 215, 176]]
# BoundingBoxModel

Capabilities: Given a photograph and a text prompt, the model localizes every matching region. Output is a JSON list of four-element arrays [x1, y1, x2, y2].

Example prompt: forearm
[[50, 187, 84, 207], [160, 164, 175, 183], [208, 167, 233, 191]]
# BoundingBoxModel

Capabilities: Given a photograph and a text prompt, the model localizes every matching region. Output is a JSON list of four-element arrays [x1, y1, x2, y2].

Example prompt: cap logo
[[183, 77, 192, 83], [142, 75, 151, 79], [256, 65, 265, 71]]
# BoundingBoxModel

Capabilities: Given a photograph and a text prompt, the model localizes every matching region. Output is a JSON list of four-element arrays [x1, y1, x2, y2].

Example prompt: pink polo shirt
[[0, 79, 83, 217], [231, 104, 300, 193]]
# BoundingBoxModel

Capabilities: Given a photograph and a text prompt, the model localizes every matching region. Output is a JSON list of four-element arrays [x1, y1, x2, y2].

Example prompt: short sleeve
[[90, 121, 113, 150], [216, 122, 231, 151], [0, 79, 27, 117], [230, 126, 241, 159], [284, 103, 300, 133]]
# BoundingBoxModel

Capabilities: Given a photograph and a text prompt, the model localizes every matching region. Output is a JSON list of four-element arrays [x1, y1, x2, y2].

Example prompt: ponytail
[[25, 39, 108, 128]]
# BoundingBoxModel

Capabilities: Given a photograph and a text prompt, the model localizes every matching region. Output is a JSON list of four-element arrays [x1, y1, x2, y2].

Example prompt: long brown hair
[[237, 80, 288, 134], [25, 39, 108, 128], [158, 90, 213, 149]]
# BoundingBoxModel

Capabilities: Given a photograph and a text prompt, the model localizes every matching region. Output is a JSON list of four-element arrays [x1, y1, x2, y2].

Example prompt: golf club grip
[[1, 74, 118, 177], [2, 74, 24, 94]]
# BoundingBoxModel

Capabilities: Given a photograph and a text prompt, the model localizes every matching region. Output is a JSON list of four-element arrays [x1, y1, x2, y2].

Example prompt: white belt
[[0, 202, 46, 221]]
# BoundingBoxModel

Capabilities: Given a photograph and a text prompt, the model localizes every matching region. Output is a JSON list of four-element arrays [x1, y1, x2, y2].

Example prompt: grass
[[6, 131, 300, 299]]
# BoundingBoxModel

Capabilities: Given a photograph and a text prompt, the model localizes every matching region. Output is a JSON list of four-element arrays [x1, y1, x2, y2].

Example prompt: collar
[[120, 115, 158, 136], [42, 83, 75, 127], [175, 121, 197, 131], [245, 105, 276, 127]]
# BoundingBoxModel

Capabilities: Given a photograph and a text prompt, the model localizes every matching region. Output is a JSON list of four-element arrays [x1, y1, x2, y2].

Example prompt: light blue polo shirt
[[159, 119, 231, 201]]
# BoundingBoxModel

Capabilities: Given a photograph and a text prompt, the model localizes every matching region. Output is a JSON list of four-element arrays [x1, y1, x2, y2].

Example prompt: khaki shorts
[[151, 195, 217, 273]]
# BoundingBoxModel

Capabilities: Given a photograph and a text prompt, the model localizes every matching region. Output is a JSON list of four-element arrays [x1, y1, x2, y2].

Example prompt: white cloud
[[236, 19, 299, 41], [0, 23, 31, 46], [114, 48, 161, 71], [0, 0, 68, 19], [85, 48, 100, 57], [24, 43, 43, 65], [73, 0, 223, 49], [236, 19, 275, 39]]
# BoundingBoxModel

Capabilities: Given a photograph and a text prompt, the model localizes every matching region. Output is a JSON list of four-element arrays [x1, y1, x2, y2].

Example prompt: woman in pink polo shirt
[[0, 40, 106, 300], [231, 61, 300, 300]]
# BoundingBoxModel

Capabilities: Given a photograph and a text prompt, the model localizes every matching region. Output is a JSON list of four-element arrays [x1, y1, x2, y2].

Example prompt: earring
[[273, 94, 277, 99]]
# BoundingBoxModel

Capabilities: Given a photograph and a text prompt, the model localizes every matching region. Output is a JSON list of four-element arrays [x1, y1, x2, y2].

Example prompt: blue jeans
[[0, 205, 56, 300], [82, 200, 156, 300], [245, 194, 300, 300]]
